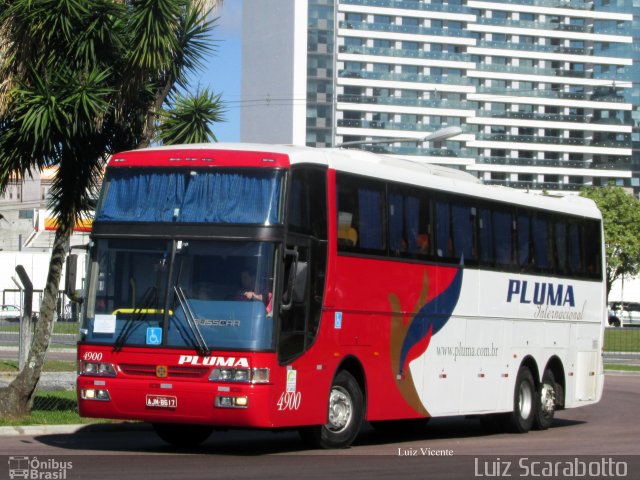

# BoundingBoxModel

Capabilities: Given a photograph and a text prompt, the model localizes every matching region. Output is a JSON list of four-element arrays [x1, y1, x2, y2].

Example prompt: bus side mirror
[[65, 254, 83, 303]]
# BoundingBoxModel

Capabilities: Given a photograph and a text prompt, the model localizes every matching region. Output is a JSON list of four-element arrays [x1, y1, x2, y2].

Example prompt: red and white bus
[[76, 143, 605, 448]]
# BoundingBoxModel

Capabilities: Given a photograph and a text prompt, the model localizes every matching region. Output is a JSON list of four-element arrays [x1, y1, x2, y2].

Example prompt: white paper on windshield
[[94, 314, 116, 334]]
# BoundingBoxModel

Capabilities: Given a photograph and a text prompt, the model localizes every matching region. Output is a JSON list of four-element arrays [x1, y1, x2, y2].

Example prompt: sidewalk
[[0, 372, 76, 390]]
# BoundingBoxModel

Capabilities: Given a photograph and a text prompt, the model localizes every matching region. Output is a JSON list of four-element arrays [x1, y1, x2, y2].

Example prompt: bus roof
[[112, 143, 601, 220]]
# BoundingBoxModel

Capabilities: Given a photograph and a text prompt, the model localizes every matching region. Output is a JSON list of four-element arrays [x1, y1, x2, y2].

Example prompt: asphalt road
[[1, 375, 638, 480]]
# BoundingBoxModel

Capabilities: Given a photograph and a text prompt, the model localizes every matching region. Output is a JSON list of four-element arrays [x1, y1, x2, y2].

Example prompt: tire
[[506, 366, 536, 433], [299, 370, 364, 449], [533, 370, 556, 431], [152, 423, 213, 447]]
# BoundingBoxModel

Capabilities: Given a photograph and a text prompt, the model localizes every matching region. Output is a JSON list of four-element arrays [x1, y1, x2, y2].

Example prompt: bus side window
[[517, 212, 532, 270], [435, 201, 451, 257], [493, 210, 513, 268], [568, 223, 582, 274], [554, 220, 568, 275], [532, 215, 550, 271]]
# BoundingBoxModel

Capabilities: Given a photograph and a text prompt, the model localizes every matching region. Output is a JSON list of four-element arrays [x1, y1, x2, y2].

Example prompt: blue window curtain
[[479, 209, 492, 263], [568, 224, 582, 274], [435, 202, 450, 257], [532, 217, 549, 269], [452, 205, 474, 261], [181, 171, 281, 224], [493, 211, 512, 266], [358, 189, 384, 250], [517, 214, 531, 267], [98, 170, 281, 224], [555, 221, 568, 274], [389, 193, 404, 253], [96, 171, 185, 222], [405, 196, 420, 253]]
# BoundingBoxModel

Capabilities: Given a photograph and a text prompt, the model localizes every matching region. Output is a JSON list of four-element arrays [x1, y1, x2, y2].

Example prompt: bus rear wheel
[[152, 423, 213, 447], [299, 370, 364, 449], [507, 366, 536, 433], [533, 370, 556, 430]]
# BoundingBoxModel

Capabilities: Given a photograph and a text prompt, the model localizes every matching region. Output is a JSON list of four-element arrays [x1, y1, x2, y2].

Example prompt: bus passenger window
[[435, 202, 452, 258], [517, 213, 532, 270], [532, 216, 550, 270], [478, 209, 492, 264], [568, 223, 582, 274], [452, 204, 476, 262], [358, 188, 384, 250], [493, 211, 512, 267], [338, 212, 358, 247], [554, 221, 568, 275]]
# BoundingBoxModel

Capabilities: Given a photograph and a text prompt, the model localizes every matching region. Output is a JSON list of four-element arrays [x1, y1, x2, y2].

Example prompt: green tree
[[580, 184, 640, 299], [0, 0, 224, 418]]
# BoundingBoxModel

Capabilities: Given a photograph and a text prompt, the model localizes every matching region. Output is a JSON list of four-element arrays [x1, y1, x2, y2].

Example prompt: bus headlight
[[209, 367, 269, 384], [80, 361, 117, 377], [80, 388, 111, 401]]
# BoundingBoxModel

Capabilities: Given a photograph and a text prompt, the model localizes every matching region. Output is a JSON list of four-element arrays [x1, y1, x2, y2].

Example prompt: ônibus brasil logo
[[8, 456, 72, 479]]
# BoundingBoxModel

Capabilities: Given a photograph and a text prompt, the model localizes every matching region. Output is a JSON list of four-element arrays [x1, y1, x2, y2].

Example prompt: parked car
[[0, 304, 21, 322], [608, 302, 640, 327]]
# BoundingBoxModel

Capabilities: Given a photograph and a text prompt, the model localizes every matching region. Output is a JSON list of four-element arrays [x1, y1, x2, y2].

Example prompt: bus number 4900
[[83, 352, 103, 361], [277, 391, 301, 411]]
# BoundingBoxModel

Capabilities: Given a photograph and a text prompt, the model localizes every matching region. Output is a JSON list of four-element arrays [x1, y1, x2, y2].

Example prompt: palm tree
[[0, 0, 225, 417]]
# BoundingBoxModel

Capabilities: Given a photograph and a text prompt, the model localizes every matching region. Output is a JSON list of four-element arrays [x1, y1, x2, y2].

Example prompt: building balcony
[[471, 0, 594, 10], [474, 110, 591, 123], [475, 17, 593, 34], [337, 94, 474, 110], [476, 156, 622, 170], [482, 180, 585, 191], [338, 21, 474, 39], [476, 133, 631, 148], [339, 45, 470, 63], [476, 40, 589, 56], [340, 0, 470, 15], [339, 69, 473, 86], [474, 87, 626, 103]]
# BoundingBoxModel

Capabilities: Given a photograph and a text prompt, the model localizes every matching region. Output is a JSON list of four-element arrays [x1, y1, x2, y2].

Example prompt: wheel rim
[[518, 381, 533, 420], [540, 383, 555, 418], [327, 385, 352, 433]]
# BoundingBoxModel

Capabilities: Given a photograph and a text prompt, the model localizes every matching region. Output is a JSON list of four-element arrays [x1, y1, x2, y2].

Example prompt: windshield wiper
[[174, 286, 210, 356], [113, 286, 157, 351]]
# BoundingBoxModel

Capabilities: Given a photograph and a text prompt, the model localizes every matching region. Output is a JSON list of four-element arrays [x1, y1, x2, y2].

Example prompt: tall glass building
[[241, 0, 638, 193]]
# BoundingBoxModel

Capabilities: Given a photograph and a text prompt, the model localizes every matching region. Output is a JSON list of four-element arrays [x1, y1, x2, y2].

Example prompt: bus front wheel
[[299, 370, 364, 449], [152, 423, 213, 447], [507, 366, 536, 433]]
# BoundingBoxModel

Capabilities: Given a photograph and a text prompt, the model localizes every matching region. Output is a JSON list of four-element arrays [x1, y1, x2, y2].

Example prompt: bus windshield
[[95, 168, 284, 225], [82, 239, 275, 351]]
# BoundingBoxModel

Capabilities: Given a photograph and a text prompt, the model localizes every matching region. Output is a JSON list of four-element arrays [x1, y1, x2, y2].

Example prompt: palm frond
[[157, 88, 226, 145]]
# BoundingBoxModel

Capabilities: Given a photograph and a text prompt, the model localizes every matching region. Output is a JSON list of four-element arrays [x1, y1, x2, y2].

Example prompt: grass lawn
[[0, 359, 76, 373], [0, 390, 109, 427], [604, 364, 640, 372], [604, 328, 640, 352], [0, 321, 79, 335]]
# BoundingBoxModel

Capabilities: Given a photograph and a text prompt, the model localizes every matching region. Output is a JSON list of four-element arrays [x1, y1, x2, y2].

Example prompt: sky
[[195, 1, 243, 142]]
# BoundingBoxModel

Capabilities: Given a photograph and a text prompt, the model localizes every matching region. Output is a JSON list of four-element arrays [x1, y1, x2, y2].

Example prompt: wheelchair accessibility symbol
[[146, 327, 162, 345]]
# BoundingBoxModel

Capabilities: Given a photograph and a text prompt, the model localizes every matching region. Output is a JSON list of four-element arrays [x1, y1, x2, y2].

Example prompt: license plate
[[146, 394, 177, 409]]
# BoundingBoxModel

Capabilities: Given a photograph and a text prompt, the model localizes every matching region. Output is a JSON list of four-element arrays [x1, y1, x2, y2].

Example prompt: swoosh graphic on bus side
[[389, 264, 463, 415], [398, 265, 463, 376]]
